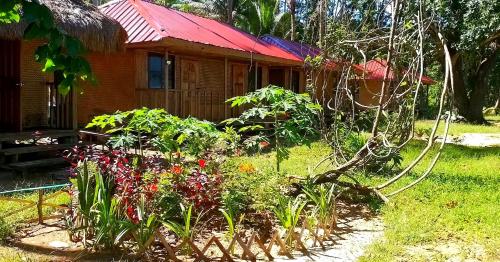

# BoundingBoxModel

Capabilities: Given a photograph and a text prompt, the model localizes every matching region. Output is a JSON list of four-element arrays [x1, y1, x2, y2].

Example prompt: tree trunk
[[318, 0, 327, 48], [449, 47, 497, 123], [288, 0, 296, 41], [450, 53, 470, 118], [227, 0, 234, 25]]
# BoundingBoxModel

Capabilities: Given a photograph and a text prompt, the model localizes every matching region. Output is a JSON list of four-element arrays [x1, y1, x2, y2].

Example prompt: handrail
[[0, 183, 71, 195]]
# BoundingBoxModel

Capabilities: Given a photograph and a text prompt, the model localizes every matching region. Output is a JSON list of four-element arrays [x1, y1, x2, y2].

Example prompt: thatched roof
[[0, 0, 127, 52]]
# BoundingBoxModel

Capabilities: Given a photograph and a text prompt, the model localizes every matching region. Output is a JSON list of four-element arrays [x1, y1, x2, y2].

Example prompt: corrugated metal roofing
[[100, 0, 301, 62], [260, 35, 338, 70], [357, 59, 435, 85], [260, 35, 321, 60]]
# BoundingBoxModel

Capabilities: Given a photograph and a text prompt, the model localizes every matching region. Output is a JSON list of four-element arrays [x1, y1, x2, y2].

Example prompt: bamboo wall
[[20, 40, 52, 129], [77, 50, 137, 125], [357, 79, 389, 107]]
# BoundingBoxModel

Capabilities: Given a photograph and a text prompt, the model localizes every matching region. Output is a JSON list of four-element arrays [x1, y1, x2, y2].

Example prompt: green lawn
[[232, 140, 500, 261], [415, 116, 500, 136], [0, 191, 70, 241]]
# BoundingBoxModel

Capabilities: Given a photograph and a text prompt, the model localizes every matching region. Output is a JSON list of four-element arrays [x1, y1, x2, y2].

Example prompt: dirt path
[[435, 133, 500, 147], [275, 204, 384, 262]]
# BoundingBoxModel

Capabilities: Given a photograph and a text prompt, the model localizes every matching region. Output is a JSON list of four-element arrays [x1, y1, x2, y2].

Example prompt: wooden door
[[0, 40, 21, 132], [181, 59, 199, 118], [231, 64, 248, 116], [48, 72, 74, 130]]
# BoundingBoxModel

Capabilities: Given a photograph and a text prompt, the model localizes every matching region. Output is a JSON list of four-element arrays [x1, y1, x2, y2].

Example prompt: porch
[[136, 88, 228, 122], [0, 40, 77, 176]]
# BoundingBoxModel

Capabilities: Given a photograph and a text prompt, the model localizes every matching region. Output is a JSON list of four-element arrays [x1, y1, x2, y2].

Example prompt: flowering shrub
[[170, 159, 223, 212], [64, 146, 165, 222], [238, 162, 256, 174]]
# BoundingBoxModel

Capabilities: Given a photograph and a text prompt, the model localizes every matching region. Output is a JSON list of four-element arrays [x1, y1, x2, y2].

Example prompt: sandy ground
[[434, 133, 500, 147], [453, 133, 500, 147], [275, 207, 384, 262]]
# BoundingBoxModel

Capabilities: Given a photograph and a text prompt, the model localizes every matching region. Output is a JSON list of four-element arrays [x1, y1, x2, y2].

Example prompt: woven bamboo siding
[[357, 79, 389, 106], [312, 69, 337, 106], [136, 53, 228, 122], [20, 40, 51, 129], [261, 65, 269, 87], [198, 58, 225, 121], [77, 50, 136, 126]]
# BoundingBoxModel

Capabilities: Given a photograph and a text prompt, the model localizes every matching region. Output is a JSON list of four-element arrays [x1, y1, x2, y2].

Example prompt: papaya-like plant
[[225, 86, 321, 171], [86, 108, 224, 157]]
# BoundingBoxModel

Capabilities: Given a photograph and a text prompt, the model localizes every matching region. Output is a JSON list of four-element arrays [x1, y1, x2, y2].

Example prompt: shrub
[[86, 108, 226, 157], [222, 161, 287, 212], [169, 159, 223, 213], [225, 86, 322, 171]]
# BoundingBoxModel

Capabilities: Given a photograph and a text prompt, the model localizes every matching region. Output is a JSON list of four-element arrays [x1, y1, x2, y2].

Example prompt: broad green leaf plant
[[225, 85, 321, 171], [86, 108, 224, 157], [0, 0, 94, 95]]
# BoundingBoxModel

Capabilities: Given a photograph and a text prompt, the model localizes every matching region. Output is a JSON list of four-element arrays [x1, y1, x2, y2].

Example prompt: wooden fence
[[136, 88, 228, 122], [154, 218, 337, 261], [0, 184, 70, 224]]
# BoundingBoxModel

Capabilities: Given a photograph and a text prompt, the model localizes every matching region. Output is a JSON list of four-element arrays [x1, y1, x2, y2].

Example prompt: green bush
[[225, 86, 322, 171], [86, 108, 226, 157]]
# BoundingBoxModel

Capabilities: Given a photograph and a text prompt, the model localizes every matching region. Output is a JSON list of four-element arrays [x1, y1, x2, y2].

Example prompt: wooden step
[[9, 158, 67, 175], [0, 130, 76, 142], [0, 144, 73, 156]]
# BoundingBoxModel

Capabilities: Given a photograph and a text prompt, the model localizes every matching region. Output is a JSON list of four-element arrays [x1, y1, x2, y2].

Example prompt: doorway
[[0, 39, 21, 132]]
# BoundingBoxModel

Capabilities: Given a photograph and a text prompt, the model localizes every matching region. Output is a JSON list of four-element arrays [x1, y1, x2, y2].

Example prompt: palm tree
[[155, 0, 243, 26], [236, 0, 291, 37]]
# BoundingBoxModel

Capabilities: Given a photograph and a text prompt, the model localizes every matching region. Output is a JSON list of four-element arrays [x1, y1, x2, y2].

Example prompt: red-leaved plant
[[171, 159, 223, 212], [64, 146, 165, 223]]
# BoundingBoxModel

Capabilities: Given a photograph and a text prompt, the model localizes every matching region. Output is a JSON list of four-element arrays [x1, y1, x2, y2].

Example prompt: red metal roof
[[356, 59, 435, 85], [100, 0, 301, 63]]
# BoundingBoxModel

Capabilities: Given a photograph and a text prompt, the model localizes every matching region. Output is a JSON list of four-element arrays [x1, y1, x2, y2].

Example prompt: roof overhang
[[126, 37, 304, 66]]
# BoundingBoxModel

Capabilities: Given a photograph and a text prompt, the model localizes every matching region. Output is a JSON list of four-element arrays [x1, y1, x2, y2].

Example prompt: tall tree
[[236, 0, 291, 37], [428, 0, 500, 123], [287, 0, 296, 40]]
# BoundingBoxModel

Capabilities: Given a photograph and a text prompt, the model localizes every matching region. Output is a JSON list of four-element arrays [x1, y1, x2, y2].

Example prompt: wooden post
[[255, 61, 259, 90], [224, 57, 229, 118], [164, 49, 169, 111], [72, 88, 78, 131], [37, 190, 44, 224]]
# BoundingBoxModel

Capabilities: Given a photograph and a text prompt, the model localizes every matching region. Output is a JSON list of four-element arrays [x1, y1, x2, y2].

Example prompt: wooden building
[[260, 35, 340, 107], [76, 0, 306, 125], [353, 59, 435, 108], [0, 0, 127, 133]]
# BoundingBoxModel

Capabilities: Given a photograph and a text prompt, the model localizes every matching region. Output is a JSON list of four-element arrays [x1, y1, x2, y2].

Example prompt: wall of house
[[77, 50, 136, 126], [126, 48, 307, 123], [357, 79, 386, 107], [20, 40, 52, 129], [135, 50, 233, 122], [310, 69, 337, 106]]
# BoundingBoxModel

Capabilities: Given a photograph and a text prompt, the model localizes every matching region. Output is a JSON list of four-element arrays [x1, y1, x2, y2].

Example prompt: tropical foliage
[[225, 86, 321, 171]]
